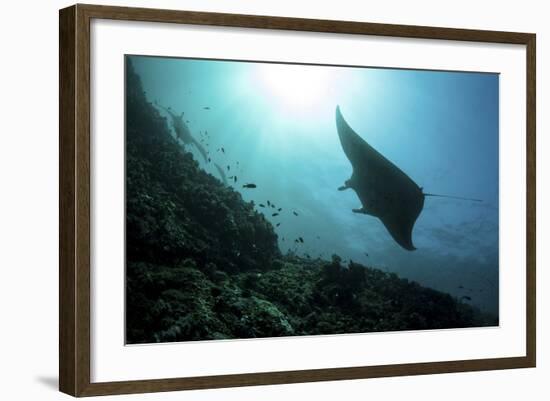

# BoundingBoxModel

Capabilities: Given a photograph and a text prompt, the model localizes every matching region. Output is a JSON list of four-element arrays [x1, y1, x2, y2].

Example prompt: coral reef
[[125, 59, 496, 344]]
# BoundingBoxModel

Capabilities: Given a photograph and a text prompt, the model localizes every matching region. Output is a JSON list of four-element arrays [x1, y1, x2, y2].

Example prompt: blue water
[[130, 55, 499, 315]]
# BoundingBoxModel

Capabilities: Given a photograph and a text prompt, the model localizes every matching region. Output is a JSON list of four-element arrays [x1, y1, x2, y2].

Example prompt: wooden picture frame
[[59, 3, 536, 397]]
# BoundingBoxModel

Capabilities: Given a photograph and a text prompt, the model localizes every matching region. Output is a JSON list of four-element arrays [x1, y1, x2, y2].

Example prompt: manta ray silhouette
[[157, 104, 208, 163], [213, 163, 228, 185], [335, 106, 480, 251]]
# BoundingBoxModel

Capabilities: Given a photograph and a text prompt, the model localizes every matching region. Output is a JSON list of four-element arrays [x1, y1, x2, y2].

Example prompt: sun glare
[[255, 63, 337, 115]]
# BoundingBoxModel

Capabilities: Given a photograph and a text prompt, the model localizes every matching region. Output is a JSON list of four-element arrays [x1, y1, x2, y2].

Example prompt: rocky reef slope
[[125, 60, 496, 344]]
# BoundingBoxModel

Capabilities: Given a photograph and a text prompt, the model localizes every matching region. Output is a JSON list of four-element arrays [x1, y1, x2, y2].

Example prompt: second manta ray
[[335, 106, 481, 251], [156, 103, 208, 163]]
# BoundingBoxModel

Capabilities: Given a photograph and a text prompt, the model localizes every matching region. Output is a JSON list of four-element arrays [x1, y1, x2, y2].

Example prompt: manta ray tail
[[424, 193, 482, 202]]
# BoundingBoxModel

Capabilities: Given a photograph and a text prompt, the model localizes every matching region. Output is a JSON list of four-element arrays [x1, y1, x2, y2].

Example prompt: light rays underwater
[[129, 55, 499, 316]]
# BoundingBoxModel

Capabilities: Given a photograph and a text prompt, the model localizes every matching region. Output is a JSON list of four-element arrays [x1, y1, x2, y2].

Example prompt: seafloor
[[125, 60, 497, 344]]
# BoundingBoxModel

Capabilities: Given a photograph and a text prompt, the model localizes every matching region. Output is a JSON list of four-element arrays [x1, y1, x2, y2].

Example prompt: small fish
[[271, 204, 276, 209], [259, 204, 265, 208], [458, 285, 464, 289], [234, 176, 237, 183], [207, 157, 211, 162], [204, 106, 210, 110], [364, 252, 369, 257], [298, 237, 304, 243], [272, 213, 279, 217], [278, 208, 282, 212], [305, 253, 311, 259], [243, 183, 257, 189], [276, 223, 281, 227], [282, 237, 285, 241], [461, 295, 472, 301], [267, 200, 271, 207], [294, 239, 299, 244], [293, 211, 299, 216], [227, 165, 230, 171], [221, 147, 225, 153]]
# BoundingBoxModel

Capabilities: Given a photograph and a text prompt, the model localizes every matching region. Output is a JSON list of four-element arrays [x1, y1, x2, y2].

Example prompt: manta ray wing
[[214, 163, 228, 185], [335, 106, 384, 170], [378, 208, 421, 251], [335, 106, 424, 251]]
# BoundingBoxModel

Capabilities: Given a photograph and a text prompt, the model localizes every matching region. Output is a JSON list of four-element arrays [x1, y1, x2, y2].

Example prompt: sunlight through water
[[255, 63, 340, 117]]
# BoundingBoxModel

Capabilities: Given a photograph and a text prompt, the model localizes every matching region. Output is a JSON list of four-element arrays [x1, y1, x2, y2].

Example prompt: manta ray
[[157, 104, 208, 163], [213, 163, 228, 185], [335, 106, 480, 251]]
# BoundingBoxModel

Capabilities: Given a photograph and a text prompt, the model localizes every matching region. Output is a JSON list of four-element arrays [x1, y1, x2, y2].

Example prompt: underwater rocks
[[126, 59, 279, 273], [127, 256, 495, 343], [125, 59, 496, 344]]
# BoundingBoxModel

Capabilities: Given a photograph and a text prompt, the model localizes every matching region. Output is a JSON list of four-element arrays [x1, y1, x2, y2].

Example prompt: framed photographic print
[[59, 4, 536, 397]]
